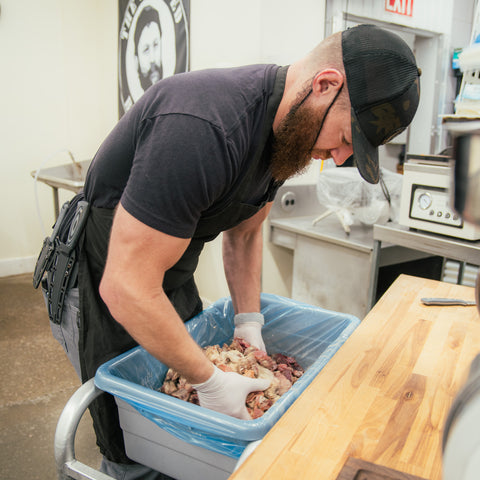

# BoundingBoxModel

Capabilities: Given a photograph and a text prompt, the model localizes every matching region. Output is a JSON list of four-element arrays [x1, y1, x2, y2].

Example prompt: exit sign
[[385, 0, 413, 16]]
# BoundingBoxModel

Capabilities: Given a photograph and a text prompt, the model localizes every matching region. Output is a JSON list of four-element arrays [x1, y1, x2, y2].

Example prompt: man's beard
[[270, 88, 332, 182], [139, 63, 163, 91]]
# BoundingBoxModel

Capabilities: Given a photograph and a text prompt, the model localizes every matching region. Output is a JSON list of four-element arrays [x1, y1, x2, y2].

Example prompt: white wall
[[0, 0, 118, 276]]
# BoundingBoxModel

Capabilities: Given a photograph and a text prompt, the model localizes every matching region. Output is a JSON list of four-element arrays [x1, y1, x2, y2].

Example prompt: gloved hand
[[234, 312, 266, 352], [192, 366, 270, 420]]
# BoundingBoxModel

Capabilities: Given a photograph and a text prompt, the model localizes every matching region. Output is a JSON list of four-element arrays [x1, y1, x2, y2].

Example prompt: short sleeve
[[121, 114, 235, 238]]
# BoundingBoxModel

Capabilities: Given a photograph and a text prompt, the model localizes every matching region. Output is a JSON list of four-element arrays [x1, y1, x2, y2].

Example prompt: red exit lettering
[[385, 0, 413, 16]]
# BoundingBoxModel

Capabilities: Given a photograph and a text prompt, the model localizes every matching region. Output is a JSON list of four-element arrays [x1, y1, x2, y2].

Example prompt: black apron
[[78, 66, 287, 463]]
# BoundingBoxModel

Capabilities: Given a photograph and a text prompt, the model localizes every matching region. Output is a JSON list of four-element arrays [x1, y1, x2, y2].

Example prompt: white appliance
[[442, 115, 480, 480], [399, 154, 480, 240]]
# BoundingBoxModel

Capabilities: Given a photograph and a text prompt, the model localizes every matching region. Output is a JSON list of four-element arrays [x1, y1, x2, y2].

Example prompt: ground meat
[[159, 338, 304, 419]]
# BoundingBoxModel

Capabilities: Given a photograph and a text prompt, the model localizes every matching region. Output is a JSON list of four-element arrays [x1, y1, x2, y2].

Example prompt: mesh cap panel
[[341, 25, 421, 183]]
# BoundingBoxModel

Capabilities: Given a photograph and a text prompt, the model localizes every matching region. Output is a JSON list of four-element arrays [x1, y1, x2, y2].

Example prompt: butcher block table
[[230, 274, 480, 480]]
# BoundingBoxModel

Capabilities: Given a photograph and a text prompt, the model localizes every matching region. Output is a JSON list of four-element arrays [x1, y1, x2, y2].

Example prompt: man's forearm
[[222, 204, 272, 314], [101, 277, 214, 384], [223, 224, 263, 314]]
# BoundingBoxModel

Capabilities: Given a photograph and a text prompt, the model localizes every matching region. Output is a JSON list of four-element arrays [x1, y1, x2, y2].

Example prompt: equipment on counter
[[442, 117, 480, 480], [313, 167, 402, 234], [399, 153, 480, 240]]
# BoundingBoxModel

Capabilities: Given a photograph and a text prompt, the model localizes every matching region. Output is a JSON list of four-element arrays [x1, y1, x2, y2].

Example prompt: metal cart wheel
[[54, 378, 115, 480]]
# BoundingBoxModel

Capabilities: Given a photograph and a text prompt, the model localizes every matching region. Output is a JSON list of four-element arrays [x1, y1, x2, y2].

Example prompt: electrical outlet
[[280, 191, 296, 212]]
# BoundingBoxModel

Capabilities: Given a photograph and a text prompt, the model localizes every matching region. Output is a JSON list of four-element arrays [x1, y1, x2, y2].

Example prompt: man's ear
[[312, 69, 344, 95]]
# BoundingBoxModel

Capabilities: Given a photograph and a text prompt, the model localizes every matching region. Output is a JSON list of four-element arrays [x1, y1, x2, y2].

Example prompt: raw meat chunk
[[159, 338, 304, 419]]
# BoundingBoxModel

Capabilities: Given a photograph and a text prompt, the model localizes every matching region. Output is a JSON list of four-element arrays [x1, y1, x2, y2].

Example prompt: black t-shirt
[[84, 64, 283, 239]]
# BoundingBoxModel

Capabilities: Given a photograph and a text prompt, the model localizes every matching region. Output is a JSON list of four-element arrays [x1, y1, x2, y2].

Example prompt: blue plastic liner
[[95, 293, 360, 458]]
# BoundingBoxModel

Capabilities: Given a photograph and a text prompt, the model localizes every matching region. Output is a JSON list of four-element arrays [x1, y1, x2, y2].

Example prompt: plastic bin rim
[[94, 294, 361, 439]]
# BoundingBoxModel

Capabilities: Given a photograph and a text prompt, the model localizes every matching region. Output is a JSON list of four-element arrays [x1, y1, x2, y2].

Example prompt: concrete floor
[[0, 273, 102, 480]]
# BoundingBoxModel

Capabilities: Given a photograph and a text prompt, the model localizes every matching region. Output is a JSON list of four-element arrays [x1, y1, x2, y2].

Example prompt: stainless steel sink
[[31, 159, 91, 217], [31, 159, 91, 192]]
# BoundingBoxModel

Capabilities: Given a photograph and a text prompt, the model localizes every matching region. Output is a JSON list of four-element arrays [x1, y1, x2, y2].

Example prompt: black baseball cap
[[342, 24, 421, 183]]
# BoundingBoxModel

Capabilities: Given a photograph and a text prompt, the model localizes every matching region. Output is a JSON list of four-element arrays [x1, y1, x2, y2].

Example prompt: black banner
[[118, 0, 190, 116]]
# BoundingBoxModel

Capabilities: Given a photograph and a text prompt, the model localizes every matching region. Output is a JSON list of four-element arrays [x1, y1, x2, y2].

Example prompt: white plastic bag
[[315, 167, 403, 227]]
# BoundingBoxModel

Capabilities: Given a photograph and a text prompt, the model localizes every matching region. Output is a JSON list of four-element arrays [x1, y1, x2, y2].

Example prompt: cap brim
[[351, 108, 380, 184]]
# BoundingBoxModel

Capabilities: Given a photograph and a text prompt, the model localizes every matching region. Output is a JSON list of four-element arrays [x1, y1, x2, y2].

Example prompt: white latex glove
[[234, 312, 266, 352], [192, 366, 271, 420]]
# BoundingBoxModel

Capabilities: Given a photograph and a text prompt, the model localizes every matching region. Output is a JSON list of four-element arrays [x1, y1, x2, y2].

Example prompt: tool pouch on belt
[[33, 195, 90, 324]]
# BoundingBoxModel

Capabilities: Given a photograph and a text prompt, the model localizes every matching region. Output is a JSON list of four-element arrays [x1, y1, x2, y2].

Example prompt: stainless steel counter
[[370, 222, 480, 300], [268, 185, 431, 319], [270, 215, 374, 253], [373, 222, 480, 265]]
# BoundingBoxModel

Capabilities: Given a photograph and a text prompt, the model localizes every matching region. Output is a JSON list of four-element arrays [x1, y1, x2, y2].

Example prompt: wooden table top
[[230, 274, 480, 480]]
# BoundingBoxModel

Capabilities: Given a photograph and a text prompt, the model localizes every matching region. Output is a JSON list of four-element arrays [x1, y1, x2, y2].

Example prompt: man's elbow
[[99, 273, 124, 320]]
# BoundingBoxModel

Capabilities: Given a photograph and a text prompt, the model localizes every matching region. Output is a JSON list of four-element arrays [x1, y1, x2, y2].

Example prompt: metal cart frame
[[54, 379, 114, 480], [54, 378, 258, 480]]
